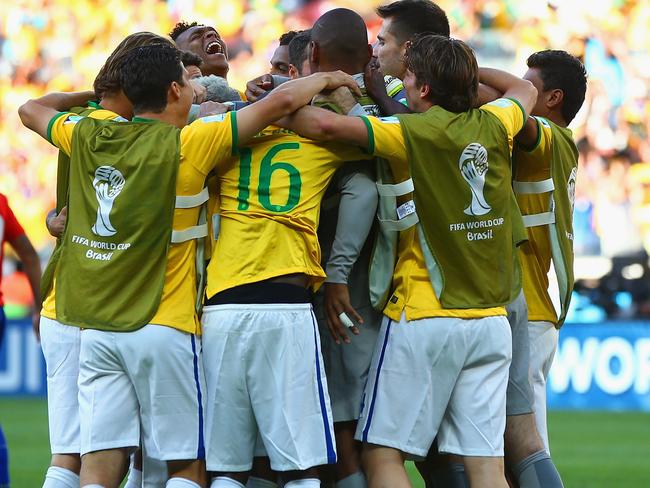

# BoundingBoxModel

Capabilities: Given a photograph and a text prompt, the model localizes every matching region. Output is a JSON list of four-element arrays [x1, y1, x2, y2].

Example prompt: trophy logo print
[[459, 143, 491, 216], [91, 166, 125, 237]]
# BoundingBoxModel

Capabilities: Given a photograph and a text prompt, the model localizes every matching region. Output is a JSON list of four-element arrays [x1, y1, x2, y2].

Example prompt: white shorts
[[356, 314, 511, 458], [505, 291, 535, 416], [528, 321, 558, 452], [40, 316, 81, 454], [316, 305, 382, 423], [202, 303, 336, 472], [78, 324, 205, 460]]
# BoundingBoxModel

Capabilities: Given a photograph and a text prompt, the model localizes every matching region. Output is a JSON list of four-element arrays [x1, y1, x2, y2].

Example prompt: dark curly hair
[[169, 21, 199, 41]]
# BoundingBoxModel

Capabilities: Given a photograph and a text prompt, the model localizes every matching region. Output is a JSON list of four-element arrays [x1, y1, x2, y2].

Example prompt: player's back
[[206, 126, 369, 298]]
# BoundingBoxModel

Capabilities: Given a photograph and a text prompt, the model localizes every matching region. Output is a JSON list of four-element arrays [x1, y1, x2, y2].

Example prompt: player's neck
[[543, 110, 568, 128], [133, 110, 186, 129], [98, 95, 132, 120], [317, 61, 365, 77]]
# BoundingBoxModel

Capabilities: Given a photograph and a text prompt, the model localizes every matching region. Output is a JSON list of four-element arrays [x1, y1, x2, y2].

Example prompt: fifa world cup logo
[[91, 166, 125, 237], [459, 143, 491, 216]]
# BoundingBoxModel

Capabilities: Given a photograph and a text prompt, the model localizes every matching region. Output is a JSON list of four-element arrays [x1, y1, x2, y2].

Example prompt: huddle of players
[[18, 1, 587, 487]]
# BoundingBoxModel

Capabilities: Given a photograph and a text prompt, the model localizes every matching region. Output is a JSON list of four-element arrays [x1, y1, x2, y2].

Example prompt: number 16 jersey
[[206, 125, 370, 298]]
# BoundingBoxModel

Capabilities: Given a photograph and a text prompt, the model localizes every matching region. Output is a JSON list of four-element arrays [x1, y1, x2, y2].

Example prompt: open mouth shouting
[[205, 40, 224, 56]]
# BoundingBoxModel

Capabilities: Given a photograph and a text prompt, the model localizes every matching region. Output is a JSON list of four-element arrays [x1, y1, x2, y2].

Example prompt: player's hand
[[245, 74, 274, 102], [191, 79, 207, 104], [363, 58, 386, 103], [325, 283, 363, 345], [32, 310, 41, 342], [322, 71, 362, 97], [312, 86, 359, 115], [46, 206, 67, 238], [199, 101, 229, 117]]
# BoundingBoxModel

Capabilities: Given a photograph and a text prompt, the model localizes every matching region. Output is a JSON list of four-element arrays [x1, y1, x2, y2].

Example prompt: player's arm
[[18, 91, 95, 140], [477, 83, 502, 106], [234, 71, 363, 145], [279, 106, 370, 149], [515, 116, 541, 150], [325, 166, 378, 344], [9, 234, 41, 339], [479, 68, 537, 117]]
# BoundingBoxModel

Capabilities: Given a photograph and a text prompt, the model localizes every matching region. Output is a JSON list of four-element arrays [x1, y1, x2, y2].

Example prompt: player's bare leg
[[167, 459, 206, 486], [463, 456, 508, 488], [333, 421, 365, 486], [43, 454, 81, 487], [278, 467, 321, 487], [79, 448, 129, 488], [504, 414, 563, 488], [361, 445, 410, 488], [247, 457, 277, 487]]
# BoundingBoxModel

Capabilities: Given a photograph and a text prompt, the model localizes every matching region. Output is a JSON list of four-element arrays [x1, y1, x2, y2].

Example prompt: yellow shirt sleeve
[[47, 112, 83, 156], [181, 111, 236, 175], [516, 116, 553, 163], [361, 115, 408, 171], [480, 98, 527, 140]]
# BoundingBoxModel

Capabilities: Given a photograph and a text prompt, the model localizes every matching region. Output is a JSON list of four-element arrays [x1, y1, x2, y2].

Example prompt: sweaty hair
[[119, 44, 185, 114], [527, 50, 587, 124], [288, 29, 311, 74], [93, 32, 174, 98], [181, 50, 203, 68], [377, 0, 450, 43], [311, 8, 369, 70], [405, 34, 478, 112], [169, 21, 199, 41], [279, 31, 298, 46]]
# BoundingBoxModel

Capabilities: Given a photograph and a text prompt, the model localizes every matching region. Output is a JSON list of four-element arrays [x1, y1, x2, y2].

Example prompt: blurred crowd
[[1, 0, 649, 315]]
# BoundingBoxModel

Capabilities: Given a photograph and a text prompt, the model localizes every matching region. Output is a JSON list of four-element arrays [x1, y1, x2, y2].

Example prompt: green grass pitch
[[1, 398, 648, 486]]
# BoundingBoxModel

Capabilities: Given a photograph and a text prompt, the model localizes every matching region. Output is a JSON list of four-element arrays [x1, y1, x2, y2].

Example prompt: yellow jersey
[[364, 100, 525, 321], [513, 118, 558, 324], [48, 111, 236, 334], [206, 126, 370, 297], [41, 107, 126, 321]]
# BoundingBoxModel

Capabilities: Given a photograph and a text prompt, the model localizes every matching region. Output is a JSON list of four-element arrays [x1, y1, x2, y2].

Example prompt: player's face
[[523, 67, 547, 117], [403, 68, 424, 112], [186, 65, 203, 79], [270, 45, 290, 76], [175, 25, 229, 78], [376, 18, 406, 79], [179, 65, 194, 113]]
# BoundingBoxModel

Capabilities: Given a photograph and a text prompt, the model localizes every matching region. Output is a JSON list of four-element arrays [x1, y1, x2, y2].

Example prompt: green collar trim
[[46, 112, 69, 145], [230, 111, 238, 156], [360, 116, 375, 155]]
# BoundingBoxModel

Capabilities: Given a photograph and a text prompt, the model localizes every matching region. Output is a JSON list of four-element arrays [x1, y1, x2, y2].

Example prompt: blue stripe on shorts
[[190, 334, 205, 460], [310, 312, 337, 464], [362, 319, 392, 442]]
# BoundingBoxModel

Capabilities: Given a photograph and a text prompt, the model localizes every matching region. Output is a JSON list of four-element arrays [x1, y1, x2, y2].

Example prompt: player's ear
[[419, 82, 430, 101], [169, 80, 182, 103], [288, 65, 299, 80], [309, 41, 319, 67], [547, 88, 563, 111], [364, 44, 373, 66]]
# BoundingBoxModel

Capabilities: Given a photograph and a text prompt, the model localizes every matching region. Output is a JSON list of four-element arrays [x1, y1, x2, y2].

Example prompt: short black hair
[[288, 29, 311, 74], [527, 50, 587, 124], [279, 31, 298, 46], [169, 21, 199, 41], [377, 0, 450, 43], [181, 50, 203, 68], [120, 44, 185, 114]]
